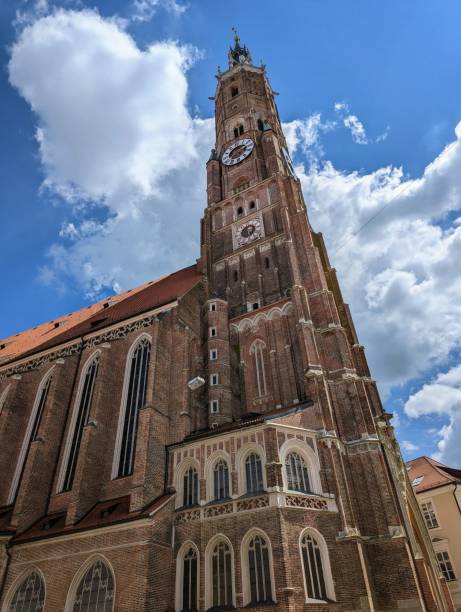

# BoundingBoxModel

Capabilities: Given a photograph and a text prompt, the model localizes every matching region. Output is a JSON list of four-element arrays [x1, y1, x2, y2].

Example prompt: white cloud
[[9, 9, 213, 297], [282, 114, 336, 160], [401, 440, 419, 452], [404, 365, 461, 465], [376, 126, 390, 143], [334, 101, 368, 144], [131, 0, 187, 22], [291, 119, 461, 393]]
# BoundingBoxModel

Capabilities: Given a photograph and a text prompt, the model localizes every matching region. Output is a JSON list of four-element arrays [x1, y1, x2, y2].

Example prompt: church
[[0, 35, 455, 612]]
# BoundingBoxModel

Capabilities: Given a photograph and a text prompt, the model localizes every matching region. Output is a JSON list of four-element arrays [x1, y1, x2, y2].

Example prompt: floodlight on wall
[[188, 376, 205, 391]]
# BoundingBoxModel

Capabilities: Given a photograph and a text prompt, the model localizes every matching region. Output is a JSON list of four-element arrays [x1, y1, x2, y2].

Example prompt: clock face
[[222, 138, 254, 166], [235, 218, 262, 247]]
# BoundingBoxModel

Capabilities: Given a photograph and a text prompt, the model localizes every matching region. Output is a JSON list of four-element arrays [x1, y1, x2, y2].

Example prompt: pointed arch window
[[182, 547, 198, 611], [248, 535, 273, 605], [116, 337, 151, 478], [285, 452, 310, 493], [245, 453, 264, 494], [211, 541, 233, 608], [8, 571, 45, 612], [72, 560, 115, 611], [0, 384, 11, 417], [250, 340, 267, 397], [213, 459, 230, 501], [60, 355, 99, 492], [183, 466, 199, 507], [8, 369, 53, 505], [30, 375, 52, 441], [300, 533, 327, 601]]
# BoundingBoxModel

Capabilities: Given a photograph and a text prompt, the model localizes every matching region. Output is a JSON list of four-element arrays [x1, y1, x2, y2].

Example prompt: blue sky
[[1, 0, 461, 466]]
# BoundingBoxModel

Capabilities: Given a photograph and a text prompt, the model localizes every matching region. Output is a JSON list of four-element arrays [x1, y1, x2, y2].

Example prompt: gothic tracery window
[[72, 560, 115, 612], [183, 466, 199, 507], [245, 452, 264, 494], [213, 459, 230, 500], [211, 541, 233, 608], [9, 572, 45, 612], [300, 533, 327, 601], [248, 535, 273, 605], [8, 369, 53, 504], [285, 452, 310, 493], [116, 337, 151, 478], [30, 375, 52, 441], [182, 547, 198, 611], [61, 355, 99, 492], [250, 340, 268, 397]]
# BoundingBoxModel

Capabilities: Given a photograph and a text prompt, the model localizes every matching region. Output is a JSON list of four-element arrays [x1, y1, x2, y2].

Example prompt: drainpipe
[[453, 482, 461, 517]]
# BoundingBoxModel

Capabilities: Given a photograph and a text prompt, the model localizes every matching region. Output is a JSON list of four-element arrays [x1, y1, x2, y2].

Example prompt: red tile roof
[[407, 456, 461, 493], [0, 265, 202, 367]]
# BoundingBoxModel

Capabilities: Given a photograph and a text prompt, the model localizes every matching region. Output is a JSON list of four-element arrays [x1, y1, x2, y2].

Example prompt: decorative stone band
[[230, 300, 293, 333], [174, 491, 337, 524], [1, 312, 163, 377]]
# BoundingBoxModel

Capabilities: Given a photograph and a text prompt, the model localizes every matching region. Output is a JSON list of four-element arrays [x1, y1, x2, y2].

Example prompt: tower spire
[[228, 28, 252, 68]]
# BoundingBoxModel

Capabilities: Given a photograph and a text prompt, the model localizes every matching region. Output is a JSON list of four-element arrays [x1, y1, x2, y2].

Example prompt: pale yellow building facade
[[408, 456, 461, 611]]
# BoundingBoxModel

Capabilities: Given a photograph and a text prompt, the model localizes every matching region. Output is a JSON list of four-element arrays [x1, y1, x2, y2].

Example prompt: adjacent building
[[408, 456, 461, 611], [0, 35, 456, 611]]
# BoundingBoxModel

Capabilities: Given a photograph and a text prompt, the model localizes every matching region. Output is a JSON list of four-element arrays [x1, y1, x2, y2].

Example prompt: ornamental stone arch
[[249, 338, 270, 399], [111, 332, 152, 479], [1, 566, 46, 612], [240, 527, 277, 606], [204, 449, 233, 502], [64, 553, 116, 612], [173, 456, 201, 509], [298, 527, 336, 603], [204, 533, 236, 610], [7, 365, 55, 505], [55, 349, 101, 493], [235, 441, 267, 496], [175, 540, 200, 612], [279, 437, 322, 495]]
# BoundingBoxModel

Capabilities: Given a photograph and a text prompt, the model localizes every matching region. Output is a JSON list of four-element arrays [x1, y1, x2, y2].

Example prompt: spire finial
[[228, 28, 252, 68]]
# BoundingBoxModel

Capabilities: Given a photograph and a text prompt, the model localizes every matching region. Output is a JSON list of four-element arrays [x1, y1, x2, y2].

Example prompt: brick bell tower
[[197, 32, 452, 610]]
